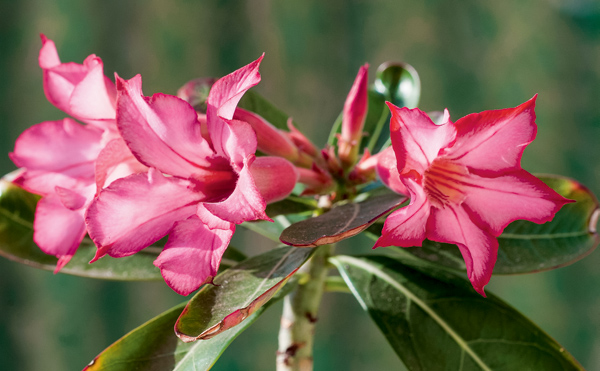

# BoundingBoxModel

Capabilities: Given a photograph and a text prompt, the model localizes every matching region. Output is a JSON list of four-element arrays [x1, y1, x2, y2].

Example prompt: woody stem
[[276, 244, 334, 371]]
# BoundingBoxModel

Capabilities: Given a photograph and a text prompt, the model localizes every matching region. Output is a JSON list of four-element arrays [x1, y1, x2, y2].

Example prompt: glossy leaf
[[331, 255, 583, 370], [85, 291, 282, 371], [374, 62, 421, 109], [0, 179, 245, 279], [175, 245, 313, 342], [369, 175, 599, 275], [238, 90, 291, 130], [280, 192, 406, 247]]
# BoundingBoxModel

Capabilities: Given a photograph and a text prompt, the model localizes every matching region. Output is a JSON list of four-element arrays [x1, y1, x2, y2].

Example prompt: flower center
[[424, 158, 469, 208]]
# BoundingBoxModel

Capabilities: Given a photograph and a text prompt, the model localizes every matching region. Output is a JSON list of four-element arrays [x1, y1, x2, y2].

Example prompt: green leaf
[[85, 294, 281, 371], [238, 90, 292, 130], [369, 175, 599, 275], [374, 62, 421, 109], [0, 178, 245, 280], [331, 255, 583, 371], [175, 245, 313, 342], [363, 89, 390, 153], [280, 191, 406, 247]]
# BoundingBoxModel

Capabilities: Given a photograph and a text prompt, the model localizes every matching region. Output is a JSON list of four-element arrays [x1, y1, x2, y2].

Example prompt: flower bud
[[338, 64, 369, 170], [233, 108, 300, 163]]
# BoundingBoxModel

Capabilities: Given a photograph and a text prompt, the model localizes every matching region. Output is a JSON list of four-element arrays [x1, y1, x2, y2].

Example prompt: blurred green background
[[1, 0, 600, 370]]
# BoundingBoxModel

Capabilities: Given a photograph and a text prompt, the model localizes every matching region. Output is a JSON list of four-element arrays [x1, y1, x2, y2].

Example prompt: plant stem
[[276, 244, 334, 371]]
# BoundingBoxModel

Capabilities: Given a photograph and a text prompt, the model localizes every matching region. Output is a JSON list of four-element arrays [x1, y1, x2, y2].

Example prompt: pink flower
[[374, 96, 572, 295], [86, 56, 298, 295], [9, 36, 144, 272]]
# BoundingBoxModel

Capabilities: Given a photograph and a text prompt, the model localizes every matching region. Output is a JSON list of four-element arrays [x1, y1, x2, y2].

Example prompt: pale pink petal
[[55, 186, 90, 210], [460, 169, 573, 236], [206, 55, 263, 159], [38, 34, 60, 69], [444, 96, 537, 174], [94, 138, 147, 191], [376, 146, 408, 196], [388, 103, 456, 174], [154, 215, 234, 295], [9, 118, 102, 194], [249, 156, 298, 203], [203, 155, 270, 224], [34, 194, 87, 273], [374, 177, 429, 248], [427, 205, 497, 296], [68, 55, 116, 128], [220, 119, 258, 170], [115, 75, 223, 178], [86, 169, 203, 260], [196, 204, 233, 230], [208, 55, 263, 121]]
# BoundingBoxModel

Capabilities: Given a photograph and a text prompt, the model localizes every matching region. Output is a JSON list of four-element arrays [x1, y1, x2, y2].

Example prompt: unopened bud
[[234, 108, 300, 163], [297, 164, 336, 196], [338, 64, 369, 170]]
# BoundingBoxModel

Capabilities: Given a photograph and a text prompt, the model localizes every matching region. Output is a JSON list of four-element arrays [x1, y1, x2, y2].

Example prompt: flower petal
[[427, 205, 497, 296], [220, 119, 258, 171], [94, 138, 147, 191], [387, 103, 456, 174], [86, 169, 203, 260], [376, 146, 408, 196], [374, 177, 429, 248], [445, 96, 537, 174], [249, 156, 298, 203], [203, 156, 270, 224], [10, 118, 102, 194], [68, 55, 116, 128], [460, 169, 573, 236], [33, 194, 87, 273], [206, 56, 263, 159], [154, 215, 234, 295], [39, 36, 115, 128], [38, 34, 60, 69], [116, 75, 222, 178]]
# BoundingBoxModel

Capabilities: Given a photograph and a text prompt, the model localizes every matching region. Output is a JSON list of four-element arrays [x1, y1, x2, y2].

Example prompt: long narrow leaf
[[331, 255, 583, 370]]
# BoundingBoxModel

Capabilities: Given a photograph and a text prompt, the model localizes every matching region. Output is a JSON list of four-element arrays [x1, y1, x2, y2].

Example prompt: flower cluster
[[10, 37, 570, 296], [10, 37, 299, 295]]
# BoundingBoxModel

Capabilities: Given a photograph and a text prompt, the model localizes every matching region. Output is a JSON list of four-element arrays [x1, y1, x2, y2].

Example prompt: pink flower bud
[[338, 64, 369, 169], [233, 108, 300, 163], [297, 164, 336, 196]]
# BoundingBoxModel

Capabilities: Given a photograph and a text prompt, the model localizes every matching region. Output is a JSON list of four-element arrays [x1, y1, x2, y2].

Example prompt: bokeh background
[[1, 0, 600, 370]]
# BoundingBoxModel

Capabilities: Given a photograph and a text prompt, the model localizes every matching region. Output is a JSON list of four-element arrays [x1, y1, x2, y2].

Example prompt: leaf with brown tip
[[175, 245, 313, 342]]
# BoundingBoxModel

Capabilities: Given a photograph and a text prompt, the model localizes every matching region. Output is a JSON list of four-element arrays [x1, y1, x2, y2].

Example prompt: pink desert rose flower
[[375, 96, 572, 295], [9, 36, 144, 272], [86, 56, 298, 295]]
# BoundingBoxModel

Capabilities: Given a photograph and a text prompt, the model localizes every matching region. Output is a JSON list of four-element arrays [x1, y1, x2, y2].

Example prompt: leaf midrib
[[0, 207, 33, 229], [336, 256, 492, 371]]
